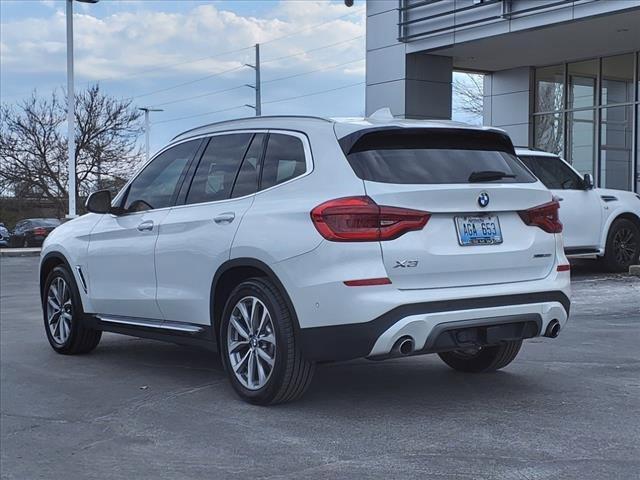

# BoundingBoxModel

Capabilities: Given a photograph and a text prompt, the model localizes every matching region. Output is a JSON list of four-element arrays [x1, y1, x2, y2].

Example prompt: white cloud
[[1, 1, 365, 82]]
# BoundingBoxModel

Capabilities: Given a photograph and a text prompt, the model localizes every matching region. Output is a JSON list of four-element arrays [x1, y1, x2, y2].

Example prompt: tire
[[438, 340, 522, 373], [43, 265, 102, 354], [602, 218, 640, 273], [220, 277, 315, 405]]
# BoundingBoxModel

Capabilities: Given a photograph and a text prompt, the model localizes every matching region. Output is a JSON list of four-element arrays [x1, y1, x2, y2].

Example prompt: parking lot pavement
[[1, 257, 638, 480]]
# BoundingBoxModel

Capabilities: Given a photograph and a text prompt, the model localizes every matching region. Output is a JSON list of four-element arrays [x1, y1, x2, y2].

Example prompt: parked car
[[39, 114, 571, 405], [0, 223, 10, 247], [10, 218, 61, 248], [517, 148, 640, 272]]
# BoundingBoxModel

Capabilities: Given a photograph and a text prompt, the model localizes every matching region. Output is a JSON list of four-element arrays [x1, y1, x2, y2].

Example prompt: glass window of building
[[535, 64, 564, 113], [568, 59, 597, 109], [600, 105, 633, 190], [601, 53, 635, 105], [534, 113, 564, 155], [567, 109, 596, 177]]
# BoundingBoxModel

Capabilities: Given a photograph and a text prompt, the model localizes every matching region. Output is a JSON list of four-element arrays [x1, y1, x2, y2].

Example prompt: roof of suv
[[515, 147, 559, 158], [171, 110, 507, 144]]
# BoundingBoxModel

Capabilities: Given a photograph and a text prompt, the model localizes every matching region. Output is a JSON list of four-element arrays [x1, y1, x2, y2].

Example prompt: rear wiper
[[468, 170, 516, 182]]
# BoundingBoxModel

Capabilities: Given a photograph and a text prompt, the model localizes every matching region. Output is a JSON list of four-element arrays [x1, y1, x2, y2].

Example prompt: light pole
[[66, 0, 98, 218], [139, 108, 164, 161]]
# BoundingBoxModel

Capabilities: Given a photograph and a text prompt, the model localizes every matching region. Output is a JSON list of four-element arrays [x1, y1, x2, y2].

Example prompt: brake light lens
[[32, 227, 47, 236], [518, 199, 562, 233], [311, 196, 430, 242]]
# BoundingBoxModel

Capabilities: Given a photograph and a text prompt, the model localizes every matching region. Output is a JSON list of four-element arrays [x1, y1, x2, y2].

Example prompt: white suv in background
[[517, 148, 640, 272], [40, 115, 571, 404]]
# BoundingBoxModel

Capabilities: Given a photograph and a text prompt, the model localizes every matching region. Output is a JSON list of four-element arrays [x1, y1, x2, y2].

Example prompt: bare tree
[[453, 73, 484, 119], [0, 85, 143, 215]]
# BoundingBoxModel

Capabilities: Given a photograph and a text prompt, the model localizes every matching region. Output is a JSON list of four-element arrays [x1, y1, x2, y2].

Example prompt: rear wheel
[[438, 340, 522, 373], [43, 265, 102, 354], [220, 277, 315, 405], [602, 218, 639, 272]]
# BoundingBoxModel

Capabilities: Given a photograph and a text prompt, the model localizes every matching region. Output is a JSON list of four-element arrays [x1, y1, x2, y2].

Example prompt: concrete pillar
[[365, 2, 452, 119], [483, 67, 534, 147]]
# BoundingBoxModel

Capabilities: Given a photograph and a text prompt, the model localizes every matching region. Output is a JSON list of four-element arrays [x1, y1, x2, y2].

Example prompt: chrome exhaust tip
[[544, 319, 561, 338], [391, 336, 415, 356]]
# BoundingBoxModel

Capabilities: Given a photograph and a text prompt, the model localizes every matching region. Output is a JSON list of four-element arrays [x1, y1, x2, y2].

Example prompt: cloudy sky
[[1, 0, 477, 154]]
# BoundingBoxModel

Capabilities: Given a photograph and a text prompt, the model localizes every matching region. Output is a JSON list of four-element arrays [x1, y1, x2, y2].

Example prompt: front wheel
[[43, 265, 102, 354], [602, 218, 639, 272], [438, 340, 522, 373], [220, 277, 315, 405]]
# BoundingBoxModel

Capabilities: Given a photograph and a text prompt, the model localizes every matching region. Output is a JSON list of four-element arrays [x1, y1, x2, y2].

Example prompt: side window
[[519, 155, 583, 190], [260, 134, 307, 190], [124, 140, 199, 212], [186, 133, 252, 205], [231, 133, 265, 199]]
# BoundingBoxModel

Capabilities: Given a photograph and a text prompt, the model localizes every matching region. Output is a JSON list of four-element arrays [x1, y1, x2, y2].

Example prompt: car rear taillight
[[310, 196, 430, 242], [32, 227, 47, 236], [518, 199, 562, 233]]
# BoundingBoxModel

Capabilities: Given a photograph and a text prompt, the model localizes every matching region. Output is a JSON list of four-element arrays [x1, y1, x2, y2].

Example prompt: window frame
[[112, 138, 203, 215], [167, 129, 314, 210]]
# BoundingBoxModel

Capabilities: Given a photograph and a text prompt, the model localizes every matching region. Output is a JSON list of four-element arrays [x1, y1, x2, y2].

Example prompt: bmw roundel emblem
[[478, 192, 490, 208]]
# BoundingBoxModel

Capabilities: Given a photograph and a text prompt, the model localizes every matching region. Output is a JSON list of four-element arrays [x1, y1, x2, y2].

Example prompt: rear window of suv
[[341, 128, 536, 184]]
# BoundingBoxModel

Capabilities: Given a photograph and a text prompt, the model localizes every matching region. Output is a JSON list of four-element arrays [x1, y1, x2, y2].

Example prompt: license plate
[[455, 215, 503, 246]]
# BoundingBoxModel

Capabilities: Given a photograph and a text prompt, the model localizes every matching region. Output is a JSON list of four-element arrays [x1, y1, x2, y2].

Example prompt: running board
[[92, 314, 217, 351], [97, 315, 205, 334], [565, 247, 602, 258]]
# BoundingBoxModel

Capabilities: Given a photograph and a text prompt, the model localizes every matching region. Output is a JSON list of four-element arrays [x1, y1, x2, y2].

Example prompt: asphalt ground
[[1, 256, 639, 480]]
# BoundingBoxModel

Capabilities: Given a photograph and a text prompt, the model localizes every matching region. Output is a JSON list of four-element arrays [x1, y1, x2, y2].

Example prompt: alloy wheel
[[46, 277, 73, 345], [613, 227, 637, 266], [227, 296, 276, 390]]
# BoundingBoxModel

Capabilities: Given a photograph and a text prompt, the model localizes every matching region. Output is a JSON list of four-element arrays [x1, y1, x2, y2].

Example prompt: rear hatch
[[341, 127, 557, 289]]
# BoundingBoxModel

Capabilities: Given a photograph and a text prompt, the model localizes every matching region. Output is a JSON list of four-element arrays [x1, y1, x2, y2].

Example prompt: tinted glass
[[344, 131, 534, 184], [186, 134, 252, 204], [534, 113, 564, 156], [600, 105, 633, 190], [519, 155, 583, 190], [231, 134, 265, 198], [124, 140, 198, 212], [602, 53, 635, 105], [261, 134, 307, 190]]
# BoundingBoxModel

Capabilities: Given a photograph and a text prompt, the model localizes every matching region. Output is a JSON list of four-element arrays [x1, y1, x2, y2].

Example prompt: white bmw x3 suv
[[40, 114, 571, 404]]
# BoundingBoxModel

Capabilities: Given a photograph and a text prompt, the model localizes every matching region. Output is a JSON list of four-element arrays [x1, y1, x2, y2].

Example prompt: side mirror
[[583, 173, 594, 190], [85, 189, 113, 214]]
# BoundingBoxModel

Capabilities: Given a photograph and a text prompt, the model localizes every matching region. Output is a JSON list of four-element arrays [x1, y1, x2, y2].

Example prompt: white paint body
[[42, 117, 571, 359]]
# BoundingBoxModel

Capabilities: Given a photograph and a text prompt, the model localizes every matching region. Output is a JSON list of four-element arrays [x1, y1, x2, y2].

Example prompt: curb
[[0, 248, 41, 258], [630, 265, 640, 276]]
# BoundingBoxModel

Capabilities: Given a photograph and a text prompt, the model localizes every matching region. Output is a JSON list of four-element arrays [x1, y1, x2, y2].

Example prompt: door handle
[[137, 220, 154, 232], [214, 212, 235, 224]]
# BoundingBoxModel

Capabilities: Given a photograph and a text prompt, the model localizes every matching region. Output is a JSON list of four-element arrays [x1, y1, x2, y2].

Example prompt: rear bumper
[[298, 291, 569, 362]]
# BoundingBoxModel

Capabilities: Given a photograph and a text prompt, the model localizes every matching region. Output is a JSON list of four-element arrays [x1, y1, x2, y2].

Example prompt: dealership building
[[366, 0, 640, 192]]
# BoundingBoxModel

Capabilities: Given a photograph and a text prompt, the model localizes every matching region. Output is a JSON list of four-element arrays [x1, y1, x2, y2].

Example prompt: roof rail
[[171, 115, 333, 141], [514, 145, 549, 152]]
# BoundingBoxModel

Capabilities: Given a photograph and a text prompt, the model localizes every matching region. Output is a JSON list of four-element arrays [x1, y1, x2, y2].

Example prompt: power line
[[129, 35, 363, 102], [154, 104, 250, 125], [156, 80, 365, 125], [262, 58, 364, 84], [263, 81, 364, 105], [132, 65, 246, 99], [151, 85, 248, 108], [261, 36, 363, 65]]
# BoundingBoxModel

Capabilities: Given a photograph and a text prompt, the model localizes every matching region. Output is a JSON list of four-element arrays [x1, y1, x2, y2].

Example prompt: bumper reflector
[[557, 264, 571, 272]]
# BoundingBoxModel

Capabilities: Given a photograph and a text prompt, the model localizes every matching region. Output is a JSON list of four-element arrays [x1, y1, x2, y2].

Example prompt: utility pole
[[66, 0, 76, 217], [139, 108, 164, 161], [65, 0, 99, 218], [244, 44, 261, 116]]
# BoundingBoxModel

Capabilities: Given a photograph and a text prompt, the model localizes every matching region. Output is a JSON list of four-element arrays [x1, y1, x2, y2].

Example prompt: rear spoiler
[[338, 127, 516, 156]]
